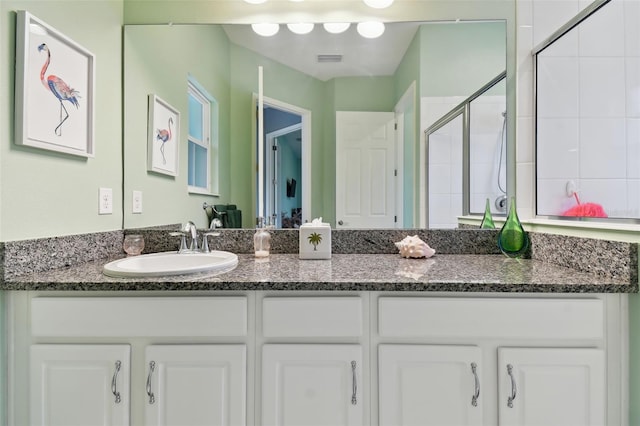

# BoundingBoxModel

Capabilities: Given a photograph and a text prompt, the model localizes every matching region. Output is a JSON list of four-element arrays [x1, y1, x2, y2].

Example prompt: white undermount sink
[[103, 251, 238, 278]]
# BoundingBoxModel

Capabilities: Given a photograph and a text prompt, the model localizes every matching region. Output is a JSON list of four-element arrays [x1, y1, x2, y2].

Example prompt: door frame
[[265, 123, 302, 228], [253, 94, 311, 225], [394, 81, 416, 229]]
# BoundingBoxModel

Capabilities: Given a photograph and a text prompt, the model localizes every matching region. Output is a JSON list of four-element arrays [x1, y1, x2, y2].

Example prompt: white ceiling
[[222, 21, 423, 81]]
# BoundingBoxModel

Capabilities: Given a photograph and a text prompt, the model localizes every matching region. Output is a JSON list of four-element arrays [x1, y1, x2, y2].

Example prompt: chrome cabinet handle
[[338, 220, 344, 226], [146, 361, 156, 404], [471, 362, 480, 407], [111, 360, 122, 404], [351, 360, 357, 405], [507, 364, 517, 408]]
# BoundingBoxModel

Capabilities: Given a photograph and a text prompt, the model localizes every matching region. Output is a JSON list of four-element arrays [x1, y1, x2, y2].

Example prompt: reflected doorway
[[258, 98, 311, 228]]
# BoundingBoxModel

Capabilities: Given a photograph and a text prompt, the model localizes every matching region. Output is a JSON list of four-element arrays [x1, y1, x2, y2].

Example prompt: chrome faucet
[[171, 221, 220, 254], [182, 221, 199, 251]]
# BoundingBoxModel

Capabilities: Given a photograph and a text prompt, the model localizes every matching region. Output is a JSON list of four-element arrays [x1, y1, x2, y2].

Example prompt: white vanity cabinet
[[6, 291, 626, 426], [145, 345, 247, 426], [30, 344, 131, 426], [10, 295, 250, 426], [375, 296, 614, 426], [260, 296, 367, 426], [497, 347, 605, 426], [378, 345, 483, 426], [262, 344, 363, 426]]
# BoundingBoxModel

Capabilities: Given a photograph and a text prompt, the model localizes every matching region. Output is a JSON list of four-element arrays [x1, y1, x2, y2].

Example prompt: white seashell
[[394, 235, 436, 259]]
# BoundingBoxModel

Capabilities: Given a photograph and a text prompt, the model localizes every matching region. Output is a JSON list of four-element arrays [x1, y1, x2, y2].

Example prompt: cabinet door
[[145, 345, 246, 426], [30, 344, 130, 426], [498, 347, 605, 426], [378, 345, 482, 426], [262, 344, 363, 426]]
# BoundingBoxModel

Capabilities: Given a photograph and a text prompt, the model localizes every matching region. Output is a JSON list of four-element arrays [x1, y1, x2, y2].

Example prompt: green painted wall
[[1, 2, 123, 420], [0, 0, 123, 242], [632, 294, 640, 425], [394, 28, 421, 227], [123, 24, 231, 229], [420, 21, 506, 97]]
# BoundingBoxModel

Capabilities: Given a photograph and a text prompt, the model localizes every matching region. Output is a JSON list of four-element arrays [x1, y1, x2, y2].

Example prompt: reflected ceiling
[[222, 22, 422, 81]]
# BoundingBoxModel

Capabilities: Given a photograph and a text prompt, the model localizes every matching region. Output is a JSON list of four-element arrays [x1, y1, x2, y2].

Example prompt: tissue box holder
[[299, 223, 331, 259]]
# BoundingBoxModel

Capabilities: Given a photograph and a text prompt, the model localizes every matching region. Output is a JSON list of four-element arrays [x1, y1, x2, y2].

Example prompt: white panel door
[[30, 344, 130, 426], [336, 111, 396, 228], [498, 347, 605, 426], [379, 345, 483, 426], [262, 344, 363, 426], [145, 345, 246, 426]]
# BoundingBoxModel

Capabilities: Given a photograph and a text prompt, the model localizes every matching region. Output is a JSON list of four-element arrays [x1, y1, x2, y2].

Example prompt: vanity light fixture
[[356, 21, 385, 38], [243, 0, 268, 3], [251, 23, 280, 37], [363, 0, 394, 8], [287, 23, 315, 35], [323, 22, 351, 34]]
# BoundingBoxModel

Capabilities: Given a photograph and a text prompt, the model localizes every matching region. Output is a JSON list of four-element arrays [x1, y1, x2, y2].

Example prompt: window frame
[[187, 77, 219, 195]]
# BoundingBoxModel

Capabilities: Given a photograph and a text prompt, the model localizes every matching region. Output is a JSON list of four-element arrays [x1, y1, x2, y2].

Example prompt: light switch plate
[[99, 187, 113, 215], [132, 190, 143, 214]]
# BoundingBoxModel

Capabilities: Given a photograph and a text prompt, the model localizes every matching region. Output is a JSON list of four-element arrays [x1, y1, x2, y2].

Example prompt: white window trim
[[187, 77, 219, 195]]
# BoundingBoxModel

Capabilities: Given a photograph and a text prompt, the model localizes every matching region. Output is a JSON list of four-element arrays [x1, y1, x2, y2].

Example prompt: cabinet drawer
[[31, 296, 247, 337], [378, 297, 603, 340], [263, 297, 363, 338]]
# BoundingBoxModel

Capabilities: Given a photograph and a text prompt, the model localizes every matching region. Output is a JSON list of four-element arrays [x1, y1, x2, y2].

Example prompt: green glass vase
[[480, 198, 495, 229], [497, 197, 529, 258]]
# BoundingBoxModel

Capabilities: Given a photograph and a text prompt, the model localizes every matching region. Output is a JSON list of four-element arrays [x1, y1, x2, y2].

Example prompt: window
[[187, 78, 218, 194]]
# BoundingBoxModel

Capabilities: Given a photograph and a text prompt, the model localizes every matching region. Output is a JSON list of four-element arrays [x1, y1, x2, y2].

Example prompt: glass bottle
[[497, 197, 529, 258], [480, 198, 495, 229], [254, 217, 271, 258]]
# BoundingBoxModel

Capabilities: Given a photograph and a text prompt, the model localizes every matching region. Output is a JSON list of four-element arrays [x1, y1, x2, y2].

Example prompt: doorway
[[257, 97, 311, 228]]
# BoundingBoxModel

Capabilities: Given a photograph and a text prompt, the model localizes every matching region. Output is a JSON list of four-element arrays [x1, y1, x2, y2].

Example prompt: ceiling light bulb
[[244, 0, 268, 3], [363, 0, 394, 8], [323, 22, 351, 34], [356, 21, 385, 39], [251, 23, 280, 37], [287, 23, 315, 35]]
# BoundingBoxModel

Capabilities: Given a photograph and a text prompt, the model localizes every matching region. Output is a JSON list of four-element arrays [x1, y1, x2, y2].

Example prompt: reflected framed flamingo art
[[14, 10, 95, 157], [147, 94, 180, 176]]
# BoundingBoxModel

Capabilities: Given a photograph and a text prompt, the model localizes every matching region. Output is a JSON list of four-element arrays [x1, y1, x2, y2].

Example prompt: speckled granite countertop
[[2, 253, 636, 293]]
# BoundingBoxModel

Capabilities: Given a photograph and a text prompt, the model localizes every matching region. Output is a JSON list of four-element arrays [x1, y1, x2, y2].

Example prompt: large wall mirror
[[123, 19, 507, 230]]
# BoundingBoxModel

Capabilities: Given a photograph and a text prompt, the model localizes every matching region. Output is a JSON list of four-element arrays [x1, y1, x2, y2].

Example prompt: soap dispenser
[[254, 217, 271, 258]]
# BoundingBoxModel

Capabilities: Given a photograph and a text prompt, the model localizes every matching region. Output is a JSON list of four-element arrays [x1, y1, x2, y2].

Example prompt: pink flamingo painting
[[156, 117, 173, 164], [38, 43, 80, 136]]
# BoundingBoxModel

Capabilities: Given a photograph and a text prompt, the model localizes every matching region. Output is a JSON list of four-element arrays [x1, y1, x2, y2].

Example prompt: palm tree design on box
[[307, 232, 323, 251], [38, 43, 80, 136], [156, 117, 173, 164]]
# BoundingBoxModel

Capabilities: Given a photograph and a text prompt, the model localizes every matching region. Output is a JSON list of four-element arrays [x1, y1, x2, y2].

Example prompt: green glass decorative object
[[480, 198, 495, 229], [497, 197, 529, 258]]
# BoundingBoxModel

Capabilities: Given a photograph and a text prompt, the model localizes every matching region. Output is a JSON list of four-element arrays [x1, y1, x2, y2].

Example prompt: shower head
[[501, 111, 506, 118]]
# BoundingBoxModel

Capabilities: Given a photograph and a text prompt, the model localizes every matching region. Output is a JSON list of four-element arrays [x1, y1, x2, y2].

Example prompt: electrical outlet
[[132, 190, 143, 214], [99, 187, 113, 215]]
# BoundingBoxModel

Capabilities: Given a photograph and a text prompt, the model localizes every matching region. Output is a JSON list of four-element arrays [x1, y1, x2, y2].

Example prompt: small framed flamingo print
[[14, 11, 95, 157], [147, 94, 180, 176]]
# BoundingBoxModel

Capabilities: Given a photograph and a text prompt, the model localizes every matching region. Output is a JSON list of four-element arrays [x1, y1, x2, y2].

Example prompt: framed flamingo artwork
[[147, 94, 180, 176], [14, 10, 95, 157]]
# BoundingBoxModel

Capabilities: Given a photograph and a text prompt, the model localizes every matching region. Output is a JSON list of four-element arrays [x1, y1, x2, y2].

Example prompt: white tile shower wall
[[517, 0, 639, 218], [422, 96, 506, 228]]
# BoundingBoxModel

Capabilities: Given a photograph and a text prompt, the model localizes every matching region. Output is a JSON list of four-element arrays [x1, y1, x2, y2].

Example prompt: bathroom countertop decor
[[1, 253, 636, 293], [0, 228, 637, 293]]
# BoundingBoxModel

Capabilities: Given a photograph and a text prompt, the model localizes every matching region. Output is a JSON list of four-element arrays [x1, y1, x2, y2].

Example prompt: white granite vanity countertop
[[1, 254, 636, 293]]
